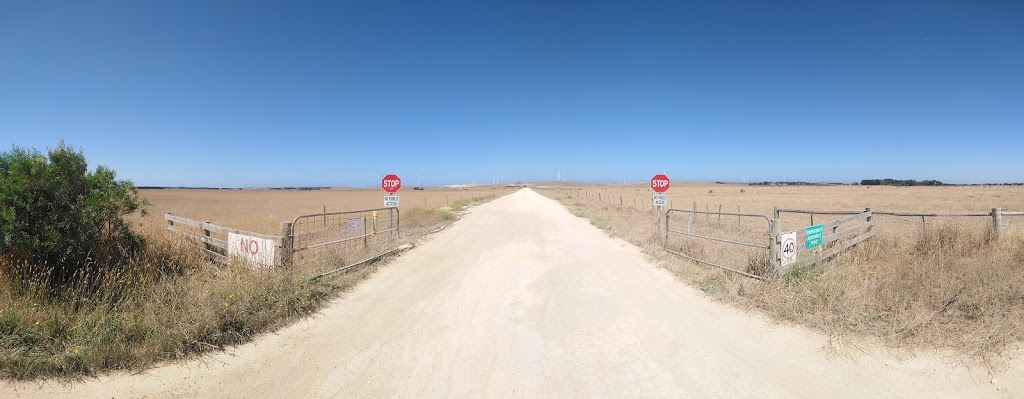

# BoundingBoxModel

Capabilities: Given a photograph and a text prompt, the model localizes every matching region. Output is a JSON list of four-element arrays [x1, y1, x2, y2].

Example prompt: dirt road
[[5, 188, 1021, 398]]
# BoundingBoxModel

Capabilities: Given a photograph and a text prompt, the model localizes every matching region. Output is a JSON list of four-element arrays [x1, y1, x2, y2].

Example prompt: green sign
[[805, 224, 823, 249]]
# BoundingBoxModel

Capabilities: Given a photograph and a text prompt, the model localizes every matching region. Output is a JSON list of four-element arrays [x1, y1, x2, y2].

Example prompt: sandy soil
[[4, 188, 1022, 398]]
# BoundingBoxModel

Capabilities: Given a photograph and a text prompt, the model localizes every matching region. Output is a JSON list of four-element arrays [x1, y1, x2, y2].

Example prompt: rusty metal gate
[[664, 209, 773, 280], [289, 208, 400, 278]]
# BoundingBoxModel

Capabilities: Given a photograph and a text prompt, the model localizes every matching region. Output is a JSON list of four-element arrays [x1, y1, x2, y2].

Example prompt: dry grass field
[[537, 182, 1024, 368], [135, 185, 518, 235]]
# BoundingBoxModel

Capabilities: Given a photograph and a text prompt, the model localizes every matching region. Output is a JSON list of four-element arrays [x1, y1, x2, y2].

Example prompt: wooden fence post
[[993, 208, 1003, 241], [664, 209, 671, 244], [866, 208, 873, 234], [279, 221, 293, 267], [203, 221, 212, 252]]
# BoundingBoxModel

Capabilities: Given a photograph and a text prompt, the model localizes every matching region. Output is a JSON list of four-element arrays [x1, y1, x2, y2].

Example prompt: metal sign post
[[651, 174, 671, 236]]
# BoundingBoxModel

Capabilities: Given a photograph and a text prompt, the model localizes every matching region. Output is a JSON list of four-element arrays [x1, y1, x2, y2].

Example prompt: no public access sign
[[381, 174, 402, 194], [651, 174, 670, 193]]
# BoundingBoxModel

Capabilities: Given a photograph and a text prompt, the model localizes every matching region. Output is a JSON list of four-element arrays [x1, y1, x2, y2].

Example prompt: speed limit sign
[[780, 231, 797, 268]]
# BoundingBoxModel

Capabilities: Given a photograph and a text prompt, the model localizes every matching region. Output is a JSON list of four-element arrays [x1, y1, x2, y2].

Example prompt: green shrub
[[0, 142, 149, 288]]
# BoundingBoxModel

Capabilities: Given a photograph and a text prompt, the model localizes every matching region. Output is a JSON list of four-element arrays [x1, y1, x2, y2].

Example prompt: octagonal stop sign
[[381, 174, 402, 194], [651, 174, 670, 193]]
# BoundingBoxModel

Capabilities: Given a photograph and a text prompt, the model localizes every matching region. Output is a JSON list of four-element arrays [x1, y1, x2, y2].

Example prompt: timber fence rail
[[773, 208, 875, 271], [165, 207, 402, 278], [776, 208, 1020, 241], [165, 213, 286, 266]]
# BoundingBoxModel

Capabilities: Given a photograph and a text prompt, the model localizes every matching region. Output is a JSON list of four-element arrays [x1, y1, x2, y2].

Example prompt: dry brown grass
[[537, 183, 1024, 367], [134, 186, 517, 235]]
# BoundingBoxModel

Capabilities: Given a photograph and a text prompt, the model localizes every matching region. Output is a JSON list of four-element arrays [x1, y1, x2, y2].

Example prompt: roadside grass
[[400, 207, 456, 229], [448, 193, 498, 213], [398, 193, 500, 237], [0, 234, 359, 380], [1, 190, 513, 380], [540, 188, 1024, 368]]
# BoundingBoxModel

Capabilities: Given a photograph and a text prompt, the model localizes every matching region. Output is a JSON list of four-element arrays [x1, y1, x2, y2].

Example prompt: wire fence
[[545, 187, 1022, 279], [775, 208, 1020, 242], [554, 188, 1021, 240]]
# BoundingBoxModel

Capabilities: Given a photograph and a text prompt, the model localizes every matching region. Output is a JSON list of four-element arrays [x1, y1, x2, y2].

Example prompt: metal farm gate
[[664, 209, 774, 280], [288, 208, 400, 278]]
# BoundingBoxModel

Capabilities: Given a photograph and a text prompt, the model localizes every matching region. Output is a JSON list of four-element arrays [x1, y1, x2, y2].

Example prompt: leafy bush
[[0, 142, 149, 288]]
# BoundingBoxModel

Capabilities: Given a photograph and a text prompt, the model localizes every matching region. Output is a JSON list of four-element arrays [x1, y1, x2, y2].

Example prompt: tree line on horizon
[[746, 179, 1022, 187], [859, 178, 944, 186]]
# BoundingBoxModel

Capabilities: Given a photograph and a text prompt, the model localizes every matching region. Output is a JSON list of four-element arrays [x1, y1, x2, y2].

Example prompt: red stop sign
[[381, 174, 402, 194], [651, 174, 670, 193]]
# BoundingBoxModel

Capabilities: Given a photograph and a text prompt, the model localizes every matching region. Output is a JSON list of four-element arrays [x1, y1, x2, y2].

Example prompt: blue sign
[[805, 224, 824, 249]]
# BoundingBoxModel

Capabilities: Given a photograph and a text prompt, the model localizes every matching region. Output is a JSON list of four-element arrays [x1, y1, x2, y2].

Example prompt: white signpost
[[652, 194, 668, 207], [228, 232, 276, 270], [383, 195, 400, 208], [780, 230, 798, 269]]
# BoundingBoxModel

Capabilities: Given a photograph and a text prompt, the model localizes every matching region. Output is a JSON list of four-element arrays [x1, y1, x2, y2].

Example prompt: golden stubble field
[[135, 185, 518, 235], [549, 181, 1024, 214], [549, 181, 1024, 236]]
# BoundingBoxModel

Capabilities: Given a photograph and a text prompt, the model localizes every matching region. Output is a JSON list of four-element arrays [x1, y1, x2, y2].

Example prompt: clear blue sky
[[2, 1, 1022, 187]]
